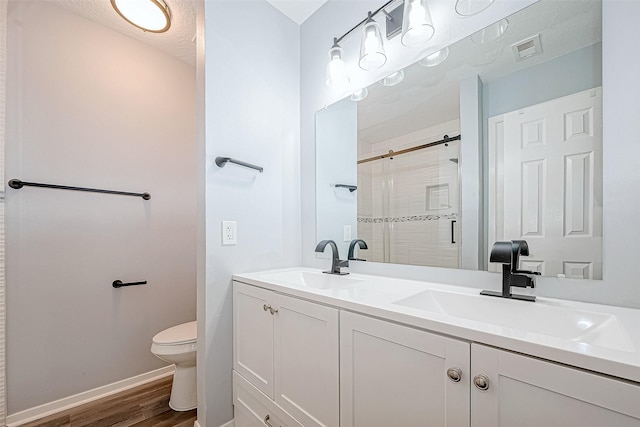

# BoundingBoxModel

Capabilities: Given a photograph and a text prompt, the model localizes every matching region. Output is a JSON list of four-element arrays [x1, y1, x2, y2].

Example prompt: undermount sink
[[261, 270, 364, 290], [393, 290, 635, 352]]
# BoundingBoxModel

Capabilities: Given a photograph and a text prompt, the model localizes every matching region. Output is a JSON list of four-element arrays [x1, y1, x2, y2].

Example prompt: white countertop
[[233, 267, 640, 383]]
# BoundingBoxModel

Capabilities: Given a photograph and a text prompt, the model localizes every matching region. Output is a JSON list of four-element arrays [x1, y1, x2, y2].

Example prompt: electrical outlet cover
[[222, 221, 237, 245]]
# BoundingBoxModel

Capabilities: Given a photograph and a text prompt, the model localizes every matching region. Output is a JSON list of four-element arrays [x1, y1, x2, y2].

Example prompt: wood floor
[[20, 376, 197, 427]]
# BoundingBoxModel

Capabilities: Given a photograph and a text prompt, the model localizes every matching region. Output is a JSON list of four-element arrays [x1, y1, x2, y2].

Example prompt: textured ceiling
[[265, 0, 327, 24], [52, 0, 327, 65], [54, 0, 197, 65]]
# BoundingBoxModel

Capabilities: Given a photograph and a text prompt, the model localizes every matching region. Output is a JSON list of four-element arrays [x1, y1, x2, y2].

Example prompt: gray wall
[[301, 1, 640, 309], [200, 2, 301, 426], [6, 2, 196, 413], [483, 42, 602, 120]]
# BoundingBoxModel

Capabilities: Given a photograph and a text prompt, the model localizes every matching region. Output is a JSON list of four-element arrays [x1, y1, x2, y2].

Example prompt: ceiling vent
[[511, 34, 542, 62]]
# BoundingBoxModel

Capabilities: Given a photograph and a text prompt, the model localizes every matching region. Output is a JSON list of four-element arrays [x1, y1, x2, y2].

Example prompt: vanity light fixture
[[401, 0, 435, 47], [326, 38, 350, 91], [379, 69, 405, 86], [419, 46, 449, 67], [359, 11, 387, 70], [111, 0, 171, 33], [349, 87, 369, 101], [455, 0, 495, 16]]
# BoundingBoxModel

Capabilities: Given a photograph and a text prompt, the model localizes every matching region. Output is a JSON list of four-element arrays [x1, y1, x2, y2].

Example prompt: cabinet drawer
[[233, 370, 302, 427]]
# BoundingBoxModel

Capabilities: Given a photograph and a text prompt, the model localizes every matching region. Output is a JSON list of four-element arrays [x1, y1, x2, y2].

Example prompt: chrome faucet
[[481, 240, 540, 302], [347, 239, 368, 261], [315, 240, 349, 275]]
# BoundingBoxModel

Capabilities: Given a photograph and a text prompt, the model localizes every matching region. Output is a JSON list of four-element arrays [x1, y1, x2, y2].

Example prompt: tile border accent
[[358, 213, 458, 223], [6, 366, 174, 427]]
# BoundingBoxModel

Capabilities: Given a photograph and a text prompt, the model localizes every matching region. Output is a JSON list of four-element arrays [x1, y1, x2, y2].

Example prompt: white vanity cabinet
[[471, 344, 640, 426], [233, 281, 340, 427], [340, 311, 471, 427]]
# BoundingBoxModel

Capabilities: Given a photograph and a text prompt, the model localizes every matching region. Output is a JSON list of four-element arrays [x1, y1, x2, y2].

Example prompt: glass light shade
[[325, 42, 350, 91], [379, 69, 405, 87], [419, 47, 449, 67], [455, 0, 495, 16], [111, 0, 171, 33], [401, 0, 435, 47], [349, 87, 369, 101], [359, 13, 387, 71], [470, 19, 509, 44]]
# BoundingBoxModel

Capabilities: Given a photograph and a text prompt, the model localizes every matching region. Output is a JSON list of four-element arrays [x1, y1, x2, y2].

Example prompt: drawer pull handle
[[263, 304, 278, 315], [264, 414, 273, 427], [447, 366, 462, 382], [473, 374, 490, 391]]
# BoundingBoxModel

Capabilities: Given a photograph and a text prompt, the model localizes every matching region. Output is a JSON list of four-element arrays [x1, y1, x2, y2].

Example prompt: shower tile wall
[[358, 120, 460, 268]]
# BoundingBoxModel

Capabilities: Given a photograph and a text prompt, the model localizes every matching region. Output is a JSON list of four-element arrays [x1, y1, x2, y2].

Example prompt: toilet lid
[[152, 321, 197, 345]]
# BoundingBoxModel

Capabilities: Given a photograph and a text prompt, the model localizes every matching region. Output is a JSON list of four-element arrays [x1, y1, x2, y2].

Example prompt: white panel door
[[233, 281, 275, 399], [273, 294, 339, 427], [489, 87, 602, 278], [471, 344, 640, 427], [340, 311, 470, 427]]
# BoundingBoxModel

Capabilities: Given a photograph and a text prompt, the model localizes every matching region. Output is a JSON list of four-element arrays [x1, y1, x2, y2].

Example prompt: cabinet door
[[273, 293, 339, 427], [471, 344, 640, 426], [233, 281, 275, 398], [340, 311, 470, 427]]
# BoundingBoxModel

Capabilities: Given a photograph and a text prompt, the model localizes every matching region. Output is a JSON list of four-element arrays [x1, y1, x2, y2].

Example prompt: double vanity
[[232, 268, 640, 426]]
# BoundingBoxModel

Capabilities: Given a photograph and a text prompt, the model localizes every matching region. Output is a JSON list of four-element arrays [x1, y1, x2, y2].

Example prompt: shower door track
[[357, 134, 461, 165]]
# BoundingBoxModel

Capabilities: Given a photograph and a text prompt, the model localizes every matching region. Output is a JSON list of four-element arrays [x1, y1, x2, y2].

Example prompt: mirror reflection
[[316, 0, 602, 279]]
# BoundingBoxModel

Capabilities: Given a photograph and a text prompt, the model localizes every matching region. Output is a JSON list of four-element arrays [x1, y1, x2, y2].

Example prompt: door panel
[[274, 294, 339, 427], [233, 282, 275, 399], [341, 311, 470, 427], [471, 343, 640, 427], [489, 87, 602, 278]]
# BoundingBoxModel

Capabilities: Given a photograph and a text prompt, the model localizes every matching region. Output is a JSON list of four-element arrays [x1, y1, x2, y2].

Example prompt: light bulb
[[325, 39, 350, 91], [401, 0, 435, 47], [350, 88, 369, 101], [359, 12, 387, 71]]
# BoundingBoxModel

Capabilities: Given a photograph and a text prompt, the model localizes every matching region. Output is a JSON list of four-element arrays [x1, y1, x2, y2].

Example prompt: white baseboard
[[194, 419, 234, 427], [6, 365, 175, 427]]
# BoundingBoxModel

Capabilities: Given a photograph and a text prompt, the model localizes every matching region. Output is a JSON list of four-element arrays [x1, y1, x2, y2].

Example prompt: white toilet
[[150, 321, 197, 411]]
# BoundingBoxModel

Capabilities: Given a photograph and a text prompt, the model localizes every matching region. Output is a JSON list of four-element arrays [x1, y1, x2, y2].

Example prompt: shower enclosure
[[357, 137, 461, 268]]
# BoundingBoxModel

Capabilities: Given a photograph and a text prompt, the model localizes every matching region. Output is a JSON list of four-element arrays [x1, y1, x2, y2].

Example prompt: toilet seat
[[152, 321, 197, 345]]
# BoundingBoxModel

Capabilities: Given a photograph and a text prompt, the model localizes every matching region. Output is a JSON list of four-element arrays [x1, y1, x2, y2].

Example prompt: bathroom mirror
[[315, 0, 602, 279]]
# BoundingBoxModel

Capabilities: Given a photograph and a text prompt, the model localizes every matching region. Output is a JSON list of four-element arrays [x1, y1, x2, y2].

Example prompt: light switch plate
[[344, 225, 352, 242], [222, 221, 237, 245]]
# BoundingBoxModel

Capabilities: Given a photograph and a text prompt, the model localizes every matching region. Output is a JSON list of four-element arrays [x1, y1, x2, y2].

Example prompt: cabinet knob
[[262, 304, 278, 315], [473, 374, 490, 391], [264, 414, 273, 427], [446, 367, 462, 382]]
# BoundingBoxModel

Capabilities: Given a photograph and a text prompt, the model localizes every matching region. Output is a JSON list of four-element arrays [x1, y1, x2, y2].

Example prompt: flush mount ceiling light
[[401, 0, 435, 47], [455, 0, 495, 16], [379, 69, 405, 86], [359, 12, 387, 71], [326, 38, 350, 91], [419, 46, 449, 67], [111, 0, 171, 33]]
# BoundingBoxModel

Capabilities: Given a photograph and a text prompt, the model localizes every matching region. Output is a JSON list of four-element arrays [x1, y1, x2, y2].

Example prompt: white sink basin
[[393, 290, 634, 352], [261, 270, 364, 290]]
